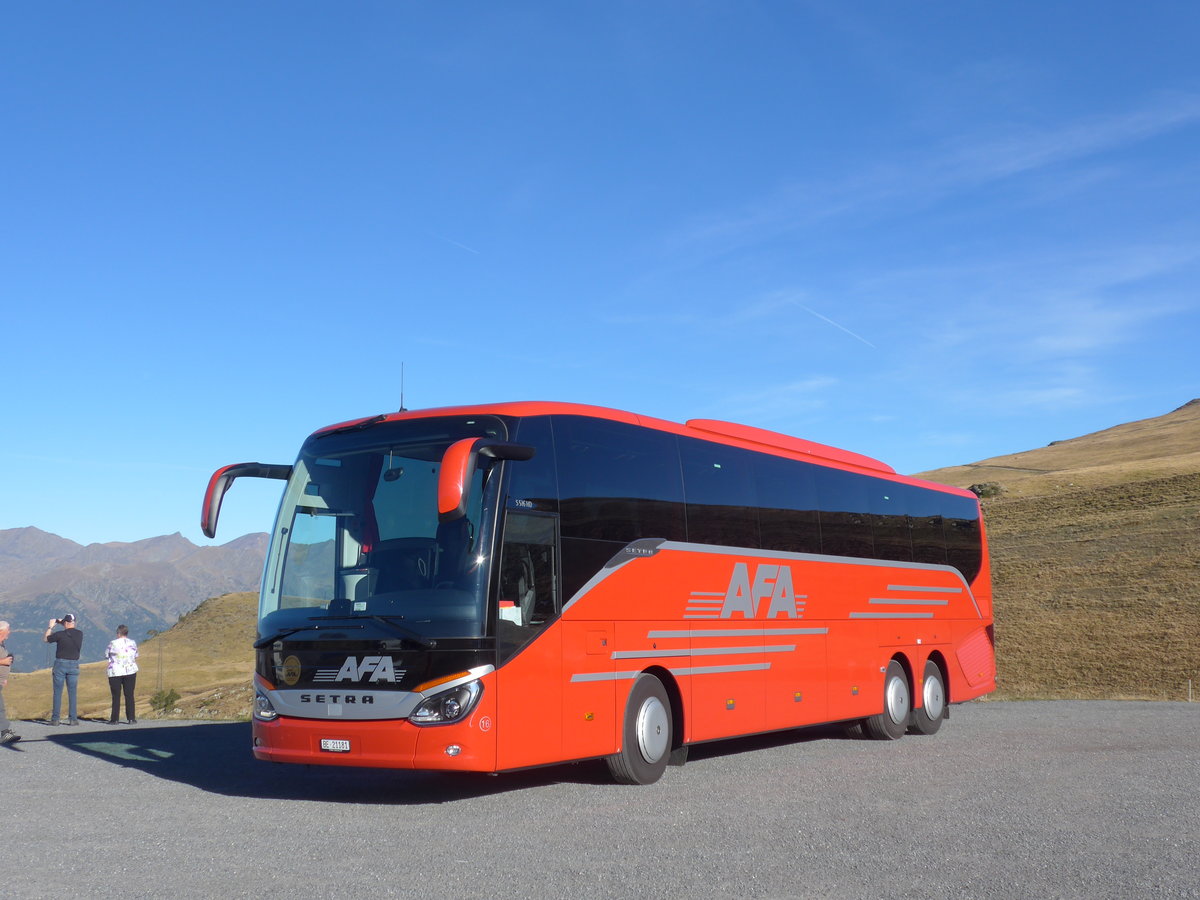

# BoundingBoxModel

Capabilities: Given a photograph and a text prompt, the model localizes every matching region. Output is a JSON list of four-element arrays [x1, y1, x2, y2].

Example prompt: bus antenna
[[399, 362, 407, 412]]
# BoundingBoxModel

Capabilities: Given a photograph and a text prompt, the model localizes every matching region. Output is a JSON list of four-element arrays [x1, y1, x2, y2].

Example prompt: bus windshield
[[258, 415, 508, 643]]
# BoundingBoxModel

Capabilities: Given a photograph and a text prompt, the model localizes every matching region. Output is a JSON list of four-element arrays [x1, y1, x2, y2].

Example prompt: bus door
[[494, 510, 565, 769]]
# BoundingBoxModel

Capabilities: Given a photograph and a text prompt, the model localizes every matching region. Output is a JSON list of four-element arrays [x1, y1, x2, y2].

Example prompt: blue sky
[[2, 2, 1197, 547]]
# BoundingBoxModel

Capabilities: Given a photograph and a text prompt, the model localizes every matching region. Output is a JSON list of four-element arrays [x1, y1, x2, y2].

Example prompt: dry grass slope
[[6, 591, 256, 721], [921, 401, 1200, 700]]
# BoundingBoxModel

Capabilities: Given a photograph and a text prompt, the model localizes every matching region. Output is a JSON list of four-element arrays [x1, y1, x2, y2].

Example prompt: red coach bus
[[203, 402, 995, 784]]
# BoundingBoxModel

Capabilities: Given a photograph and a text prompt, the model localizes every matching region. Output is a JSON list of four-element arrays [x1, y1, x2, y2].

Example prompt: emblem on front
[[313, 656, 404, 683]]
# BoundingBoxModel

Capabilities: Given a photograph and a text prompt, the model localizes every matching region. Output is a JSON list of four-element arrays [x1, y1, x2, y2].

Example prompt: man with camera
[[0, 620, 18, 744], [45, 614, 84, 726]]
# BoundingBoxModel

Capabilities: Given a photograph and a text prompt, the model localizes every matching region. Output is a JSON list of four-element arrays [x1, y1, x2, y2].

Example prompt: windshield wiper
[[372, 616, 439, 649], [254, 623, 366, 648], [317, 614, 437, 649]]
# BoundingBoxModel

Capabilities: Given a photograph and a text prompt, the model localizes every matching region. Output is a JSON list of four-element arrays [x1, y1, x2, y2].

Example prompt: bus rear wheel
[[606, 674, 672, 785], [863, 660, 910, 741], [908, 659, 946, 735]]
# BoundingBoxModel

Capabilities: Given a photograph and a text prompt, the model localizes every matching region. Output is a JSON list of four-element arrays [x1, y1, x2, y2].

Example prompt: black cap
[[60, 614, 75, 623]]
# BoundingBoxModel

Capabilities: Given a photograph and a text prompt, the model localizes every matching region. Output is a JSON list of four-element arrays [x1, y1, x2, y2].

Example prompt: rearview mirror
[[201, 462, 292, 539], [438, 439, 535, 522]]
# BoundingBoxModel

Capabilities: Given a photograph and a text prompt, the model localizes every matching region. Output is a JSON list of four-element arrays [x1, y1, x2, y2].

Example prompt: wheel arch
[[889, 651, 915, 695]]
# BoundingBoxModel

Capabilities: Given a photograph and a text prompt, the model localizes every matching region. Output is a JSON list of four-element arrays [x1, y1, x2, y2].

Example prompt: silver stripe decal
[[612, 645, 795, 660], [669, 663, 772, 676], [569, 661, 774, 682], [570, 670, 642, 683], [888, 584, 962, 593], [850, 612, 935, 619], [648, 628, 828, 638], [868, 598, 949, 606]]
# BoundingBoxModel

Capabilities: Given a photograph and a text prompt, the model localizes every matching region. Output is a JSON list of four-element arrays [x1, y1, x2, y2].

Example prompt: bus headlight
[[409, 680, 483, 726], [253, 689, 279, 722]]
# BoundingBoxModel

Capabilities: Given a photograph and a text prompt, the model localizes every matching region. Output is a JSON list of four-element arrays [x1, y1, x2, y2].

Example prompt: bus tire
[[863, 660, 910, 741], [908, 659, 946, 735], [606, 674, 672, 785]]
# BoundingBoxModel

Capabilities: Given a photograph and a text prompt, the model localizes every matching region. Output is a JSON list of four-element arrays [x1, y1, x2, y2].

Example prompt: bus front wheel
[[863, 660, 910, 741], [606, 674, 672, 785]]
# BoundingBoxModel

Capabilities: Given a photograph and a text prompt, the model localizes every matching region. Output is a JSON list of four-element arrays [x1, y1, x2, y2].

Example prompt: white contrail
[[427, 232, 480, 254], [800, 305, 876, 348]]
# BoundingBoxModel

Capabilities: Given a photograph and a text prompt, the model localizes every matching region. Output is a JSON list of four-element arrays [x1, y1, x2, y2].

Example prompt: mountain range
[[0, 528, 266, 672]]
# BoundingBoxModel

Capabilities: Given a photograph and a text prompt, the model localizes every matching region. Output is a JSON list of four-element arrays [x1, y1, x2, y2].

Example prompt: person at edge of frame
[[0, 620, 19, 744]]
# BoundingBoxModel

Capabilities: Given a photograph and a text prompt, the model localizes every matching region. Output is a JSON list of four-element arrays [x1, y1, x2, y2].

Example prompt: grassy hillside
[[921, 400, 1200, 700], [6, 591, 256, 721]]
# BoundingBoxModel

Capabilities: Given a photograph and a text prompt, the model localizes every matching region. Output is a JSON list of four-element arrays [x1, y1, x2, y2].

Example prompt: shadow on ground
[[36, 718, 858, 803]]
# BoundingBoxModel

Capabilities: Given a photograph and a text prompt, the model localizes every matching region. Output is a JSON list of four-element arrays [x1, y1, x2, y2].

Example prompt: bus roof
[[312, 401, 974, 498]]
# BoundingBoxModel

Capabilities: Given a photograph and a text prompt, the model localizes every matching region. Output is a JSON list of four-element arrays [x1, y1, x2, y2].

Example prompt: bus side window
[[680, 437, 760, 548], [816, 468, 874, 559], [509, 415, 559, 514], [909, 488, 948, 566], [871, 483, 914, 563], [555, 415, 685, 543], [756, 454, 821, 555], [943, 494, 983, 582], [498, 512, 559, 663]]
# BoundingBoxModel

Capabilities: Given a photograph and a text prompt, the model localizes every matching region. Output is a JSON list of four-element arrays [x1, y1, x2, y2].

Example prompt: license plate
[[320, 739, 351, 753]]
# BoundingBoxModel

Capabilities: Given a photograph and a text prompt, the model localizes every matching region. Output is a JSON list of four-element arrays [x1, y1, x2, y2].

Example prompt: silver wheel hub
[[923, 673, 945, 720], [635, 696, 669, 763], [885, 674, 911, 725]]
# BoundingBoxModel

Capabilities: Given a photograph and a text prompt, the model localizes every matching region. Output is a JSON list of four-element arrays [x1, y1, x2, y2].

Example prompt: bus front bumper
[[252, 714, 496, 771]]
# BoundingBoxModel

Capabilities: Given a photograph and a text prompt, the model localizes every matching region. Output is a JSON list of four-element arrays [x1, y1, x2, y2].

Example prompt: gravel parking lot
[[5, 701, 1198, 899]]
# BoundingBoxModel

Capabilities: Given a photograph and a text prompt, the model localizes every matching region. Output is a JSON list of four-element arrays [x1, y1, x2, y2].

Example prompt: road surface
[[5, 701, 1197, 898]]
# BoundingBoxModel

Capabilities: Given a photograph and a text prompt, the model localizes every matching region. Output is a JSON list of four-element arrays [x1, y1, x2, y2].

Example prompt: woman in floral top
[[106, 625, 139, 724]]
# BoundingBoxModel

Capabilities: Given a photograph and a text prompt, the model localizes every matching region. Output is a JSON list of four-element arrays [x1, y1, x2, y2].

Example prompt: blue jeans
[[51, 659, 80, 722]]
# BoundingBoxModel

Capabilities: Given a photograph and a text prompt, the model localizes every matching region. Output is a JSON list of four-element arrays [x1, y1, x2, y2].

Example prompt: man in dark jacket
[[45, 614, 84, 726]]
